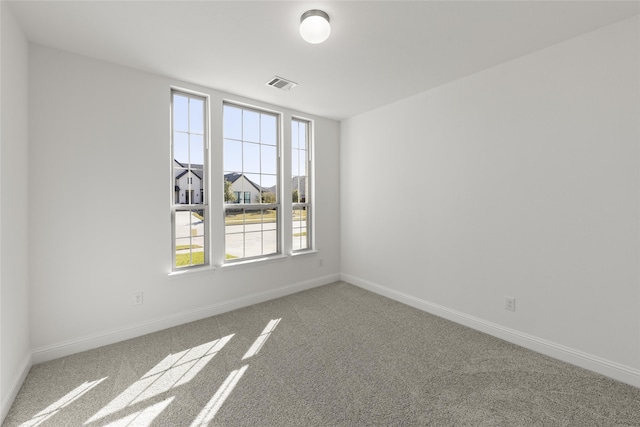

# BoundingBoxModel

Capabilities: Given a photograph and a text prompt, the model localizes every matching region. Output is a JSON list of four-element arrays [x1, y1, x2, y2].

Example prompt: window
[[233, 191, 251, 204], [292, 119, 312, 251], [171, 90, 208, 269], [223, 103, 279, 261]]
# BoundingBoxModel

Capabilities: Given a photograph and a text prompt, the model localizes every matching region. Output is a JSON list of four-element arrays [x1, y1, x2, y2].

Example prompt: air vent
[[266, 76, 297, 91]]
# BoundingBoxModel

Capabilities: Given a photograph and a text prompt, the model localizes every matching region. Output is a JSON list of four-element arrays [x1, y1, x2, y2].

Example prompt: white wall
[[0, 2, 31, 420], [341, 17, 640, 385], [28, 45, 340, 360]]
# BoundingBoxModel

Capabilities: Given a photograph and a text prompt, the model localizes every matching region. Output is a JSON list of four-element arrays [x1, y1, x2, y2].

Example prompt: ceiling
[[8, 1, 640, 121]]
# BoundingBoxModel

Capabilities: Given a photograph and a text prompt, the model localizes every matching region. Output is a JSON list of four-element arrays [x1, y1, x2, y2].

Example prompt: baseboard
[[31, 273, 340, 365], [1, 351, 32, 424], [341, 273, 640, 389]]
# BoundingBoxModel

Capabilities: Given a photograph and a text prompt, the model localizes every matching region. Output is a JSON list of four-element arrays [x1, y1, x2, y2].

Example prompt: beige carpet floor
[[4, 281, 640, 426]]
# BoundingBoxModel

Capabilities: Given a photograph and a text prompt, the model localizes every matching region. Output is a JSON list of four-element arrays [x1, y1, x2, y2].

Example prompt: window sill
[[221, 254, 288, 270], [168, 265, 216, 279], [291, 249, 318, 258], [168, 251, 317, 278]]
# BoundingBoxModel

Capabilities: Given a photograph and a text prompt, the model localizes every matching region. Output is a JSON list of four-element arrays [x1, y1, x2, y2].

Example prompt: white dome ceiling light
[[300, 9, 331, 44]]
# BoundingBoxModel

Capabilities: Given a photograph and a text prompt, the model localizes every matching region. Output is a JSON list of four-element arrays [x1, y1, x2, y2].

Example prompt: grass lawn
[[175, 251, 204, 267], [175, 251, 237, 267], [224, 209, 307, 225], [293, 210, 307, 220], [225, 209, 277, 225]]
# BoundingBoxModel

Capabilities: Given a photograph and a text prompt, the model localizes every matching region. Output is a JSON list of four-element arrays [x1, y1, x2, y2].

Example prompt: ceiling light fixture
[[300, 9, 331, 44]]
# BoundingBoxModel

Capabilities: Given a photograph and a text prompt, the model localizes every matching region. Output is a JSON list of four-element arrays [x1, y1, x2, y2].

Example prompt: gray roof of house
[[174, 160, 203, 181], [224, 172, 261, 192], [175, 160, 304, 195]]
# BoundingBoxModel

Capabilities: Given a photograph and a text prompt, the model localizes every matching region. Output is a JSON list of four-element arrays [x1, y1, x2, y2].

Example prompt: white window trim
[[167, 94, 319, 276]]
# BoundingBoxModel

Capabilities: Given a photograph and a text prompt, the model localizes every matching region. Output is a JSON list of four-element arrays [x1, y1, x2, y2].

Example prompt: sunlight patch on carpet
[[189, 365, 249, 426], [101, 397, 174, 427], [242, 318, 281, 360], [20, 377, 107, 427], [85, 334, 234, 424]]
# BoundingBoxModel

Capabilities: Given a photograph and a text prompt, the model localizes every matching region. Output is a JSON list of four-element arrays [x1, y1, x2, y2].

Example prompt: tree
[[292, 189, 299, 203], [260, 191, 276, 204], [224, 180, 236, 203]]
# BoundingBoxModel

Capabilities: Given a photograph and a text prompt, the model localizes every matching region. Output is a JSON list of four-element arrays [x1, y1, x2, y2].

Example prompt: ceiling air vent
[[266, 76, 297, 91]]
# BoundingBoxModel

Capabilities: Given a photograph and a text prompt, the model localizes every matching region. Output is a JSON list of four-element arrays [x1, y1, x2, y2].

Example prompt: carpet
[[4, 281, 640, 426]]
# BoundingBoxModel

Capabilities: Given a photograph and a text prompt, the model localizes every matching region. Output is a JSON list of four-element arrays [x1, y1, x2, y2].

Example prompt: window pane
[[189, 98, 204, 134], [225, 233, 244, 259], [298, 123, 307, 149], [174, 132, 189, 164], [292, 180, 300, 203], [224, 139, 242, 173], [175, 236, 192, 267], [261, 145, 277, 175], [261, 114, 277, 145], [291, 121, 299, 149], [243, 207, 262, 256], [225, 208, 244, 258], [243, 110, 260, 142], [292, 206, 308, 251], [292, 151, 299, 177], [225, 208, 244, 227], [245, 173, 261, 195], [174, 209, 205, 268], [263, 230, 277, 255], [243, 142, 260, 173], [190, 134, 204, 165], [244, 232, 263, 258], [191, 210, 205, 240], [175, 211, 191, 239], [261, 174, 277, 199], [173, 95, 188, 132], [223, 105, 242, 140], [263, 208, 277, 250], [191, 168, 204, 204], [298, 151, 306, 176], [263, 208, 277, 227]]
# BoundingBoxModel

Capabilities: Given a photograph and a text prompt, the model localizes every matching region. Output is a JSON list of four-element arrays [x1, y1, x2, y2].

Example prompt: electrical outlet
[[133, 292, 143, 306], [318, 259, 323, 268], [505, 296, 516, 312]]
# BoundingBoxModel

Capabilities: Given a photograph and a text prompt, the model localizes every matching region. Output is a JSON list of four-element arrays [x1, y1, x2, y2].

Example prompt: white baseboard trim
[[341, 273, 640, 389], [1, 351, 32, 424], [32, 273, 340, 365]]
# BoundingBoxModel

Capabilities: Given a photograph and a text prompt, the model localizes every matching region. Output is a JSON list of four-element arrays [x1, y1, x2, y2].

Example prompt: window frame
[[170, 89, 210, 271], [222, 102, 282, 263], [291, 117, 313, 253]]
